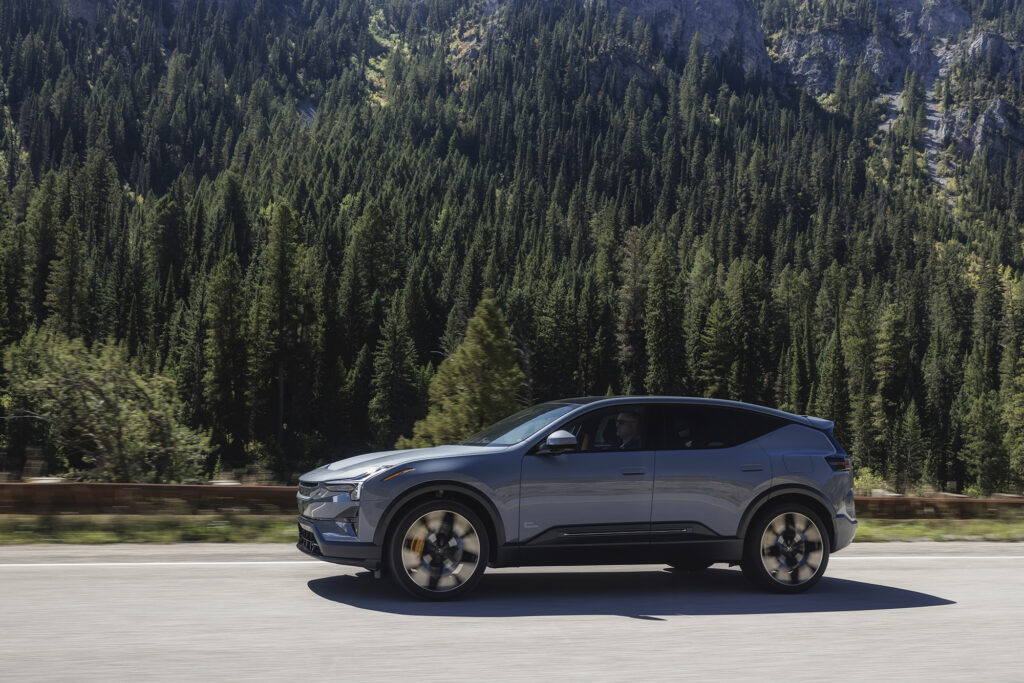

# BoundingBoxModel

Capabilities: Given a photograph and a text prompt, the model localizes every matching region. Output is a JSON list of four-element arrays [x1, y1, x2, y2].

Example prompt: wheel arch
[[738, 485, 838, 551], [373, 481, 505, 566]]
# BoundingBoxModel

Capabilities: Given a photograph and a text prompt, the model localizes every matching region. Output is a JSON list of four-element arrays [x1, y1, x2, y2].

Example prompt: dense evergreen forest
[[1, 0, 1023, 493]]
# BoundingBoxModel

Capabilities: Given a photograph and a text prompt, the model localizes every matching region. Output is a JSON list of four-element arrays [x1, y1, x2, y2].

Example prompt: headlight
[[323, 482, 360, 500], [320, 464, 398, 500]]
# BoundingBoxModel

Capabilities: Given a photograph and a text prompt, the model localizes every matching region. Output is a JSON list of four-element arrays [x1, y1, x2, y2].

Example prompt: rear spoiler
[[802, 415, 834, 436]]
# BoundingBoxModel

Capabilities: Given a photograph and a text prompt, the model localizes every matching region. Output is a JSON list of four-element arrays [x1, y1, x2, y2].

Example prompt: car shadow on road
[[307, 566, 954, 618]]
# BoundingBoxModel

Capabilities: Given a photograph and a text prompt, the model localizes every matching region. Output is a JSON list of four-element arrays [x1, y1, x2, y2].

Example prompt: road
[[1, 542, 1022, 682]]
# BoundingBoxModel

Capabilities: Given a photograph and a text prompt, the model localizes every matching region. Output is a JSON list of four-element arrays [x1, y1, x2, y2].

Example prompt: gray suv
[[297, 397, 857, 599]]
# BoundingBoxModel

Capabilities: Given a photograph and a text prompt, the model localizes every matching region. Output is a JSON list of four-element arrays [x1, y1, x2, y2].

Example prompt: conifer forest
[[2, 0, 1024, 493]]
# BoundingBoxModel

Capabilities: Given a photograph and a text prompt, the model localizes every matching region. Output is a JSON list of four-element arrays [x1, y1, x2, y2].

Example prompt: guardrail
[[0, 482, 1022, 518], [853, 496, 1023, 519], [0, 483, 297, 515]]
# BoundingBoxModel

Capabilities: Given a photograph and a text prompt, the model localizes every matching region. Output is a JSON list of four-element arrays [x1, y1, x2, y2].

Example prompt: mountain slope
[[0, 0, 1022, 494]]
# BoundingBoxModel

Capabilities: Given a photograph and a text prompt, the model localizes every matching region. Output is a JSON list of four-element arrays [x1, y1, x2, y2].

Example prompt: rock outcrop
[[765, 0, 1023, 170], [599, 0, 771, 75], [969, 99, 1024, 161], [968, 32, 1019, 77], [771, 0, 977, 93], [477, 0, 771, 75]]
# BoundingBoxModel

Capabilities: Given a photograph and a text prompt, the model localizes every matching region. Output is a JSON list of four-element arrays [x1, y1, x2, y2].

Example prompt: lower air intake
[[298, 525, 322, 556]]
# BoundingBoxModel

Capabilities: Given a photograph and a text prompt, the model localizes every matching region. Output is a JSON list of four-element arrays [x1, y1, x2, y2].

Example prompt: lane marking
[[0, 556, 1022, 568]]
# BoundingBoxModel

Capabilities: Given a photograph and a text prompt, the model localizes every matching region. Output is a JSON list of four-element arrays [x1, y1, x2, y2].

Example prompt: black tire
[[668, 561, 714, 571], [741, 502, 830, 594], [386, 500, 489, 601]]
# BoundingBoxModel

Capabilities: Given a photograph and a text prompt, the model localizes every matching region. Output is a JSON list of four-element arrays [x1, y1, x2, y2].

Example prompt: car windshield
[[460, 403, 579, 447]]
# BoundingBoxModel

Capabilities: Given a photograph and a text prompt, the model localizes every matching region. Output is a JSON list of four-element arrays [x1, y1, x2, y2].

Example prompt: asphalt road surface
[[1, 542, 1022, 682]]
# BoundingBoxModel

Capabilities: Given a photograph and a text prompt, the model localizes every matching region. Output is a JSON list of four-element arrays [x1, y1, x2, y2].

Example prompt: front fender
[[369, 480, 509, 549]]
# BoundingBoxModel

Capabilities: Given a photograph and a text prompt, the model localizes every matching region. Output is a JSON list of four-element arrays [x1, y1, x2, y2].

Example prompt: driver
[[615, 411, 642, 450]]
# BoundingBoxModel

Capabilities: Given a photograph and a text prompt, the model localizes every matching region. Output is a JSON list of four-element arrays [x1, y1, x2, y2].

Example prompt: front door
[[519, 405, 654, 564]]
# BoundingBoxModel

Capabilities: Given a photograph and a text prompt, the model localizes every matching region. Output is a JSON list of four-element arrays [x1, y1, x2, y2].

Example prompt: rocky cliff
[[600, 0, 771, 75], [771, 0, 976, 93], [764, 0, 1024, 172]]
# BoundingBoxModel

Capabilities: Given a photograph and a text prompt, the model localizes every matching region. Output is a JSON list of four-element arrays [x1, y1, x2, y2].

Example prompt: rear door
[[652, 404, 786, 541]]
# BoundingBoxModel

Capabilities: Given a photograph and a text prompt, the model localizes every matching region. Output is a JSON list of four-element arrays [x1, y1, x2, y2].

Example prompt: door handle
[[620, 468, 646, 476], [740, 464, 765, 472]]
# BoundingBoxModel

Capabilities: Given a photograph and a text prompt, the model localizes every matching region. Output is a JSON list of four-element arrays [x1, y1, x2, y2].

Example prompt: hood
[[297, 444, 489, 483]]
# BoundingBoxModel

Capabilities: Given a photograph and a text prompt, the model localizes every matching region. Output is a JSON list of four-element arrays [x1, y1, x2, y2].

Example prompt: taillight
[[825, 455, 852, 471]]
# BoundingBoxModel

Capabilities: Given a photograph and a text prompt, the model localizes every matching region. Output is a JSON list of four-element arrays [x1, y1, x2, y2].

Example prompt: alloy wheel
[[759, 511, 825, 586], [400, 509, 482, 593]]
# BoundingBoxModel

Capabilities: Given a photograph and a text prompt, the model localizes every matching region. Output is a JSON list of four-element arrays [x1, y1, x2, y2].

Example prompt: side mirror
[[539, 430, 578, 454]]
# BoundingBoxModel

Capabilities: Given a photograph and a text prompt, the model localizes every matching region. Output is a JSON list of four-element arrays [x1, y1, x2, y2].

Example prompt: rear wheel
[[741, 502, 830, 593], [387, 500, 489, 601]]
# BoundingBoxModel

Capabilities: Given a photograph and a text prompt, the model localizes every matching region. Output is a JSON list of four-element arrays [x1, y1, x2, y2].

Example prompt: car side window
[[659, 405, 789, 450], [560, 406, 650, 452], [738, 411, 791, 443]]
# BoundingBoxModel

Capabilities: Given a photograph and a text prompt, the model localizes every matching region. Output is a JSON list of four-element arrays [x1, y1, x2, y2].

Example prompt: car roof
[[549, 396, 815, 428]]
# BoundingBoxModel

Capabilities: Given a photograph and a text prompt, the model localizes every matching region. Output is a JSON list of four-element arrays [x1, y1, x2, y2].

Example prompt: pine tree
[[811, 325, 850, 443], [725, 257, 768, 402], [369, 294, 420, 448], [249, 202, 300, 447], [922, 276, 966, 488], [21, 172, 59, 326], [644, 238, 683, 394], [399, 290, 524, 447], [616, 226, 647, 394], [337, 202, 397, 359], [784, 337, 809, 414], [0, 186, 10, 339], [212, 173, 250, 266], [341, 344, 374, 451], [697, 298, 732, 399], [1005, 352, 1024, 489], [44, 212, 87, 337], [892, 401, 925, 493], [531, 277, 576, 401], [683, 244, 717, 391], [203, 255, 248, 467], [871, 303, 911, 476], [174, 280, 207, 436], [971, 263, 1003, 393], [963, 391, 1009, 494]]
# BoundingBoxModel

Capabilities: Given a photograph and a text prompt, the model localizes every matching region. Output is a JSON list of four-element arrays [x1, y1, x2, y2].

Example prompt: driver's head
[[615, 411, 640, 442]]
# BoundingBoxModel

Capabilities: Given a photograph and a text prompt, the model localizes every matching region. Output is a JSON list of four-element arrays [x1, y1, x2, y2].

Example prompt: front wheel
[[387, 500, 489, 600], [741, 503, 830, 593]]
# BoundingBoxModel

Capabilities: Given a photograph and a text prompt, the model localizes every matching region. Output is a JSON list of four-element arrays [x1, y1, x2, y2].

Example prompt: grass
[[1, 514, 1024, 545], [854, 518, 1024, 542], [0, 514, 297, 545]]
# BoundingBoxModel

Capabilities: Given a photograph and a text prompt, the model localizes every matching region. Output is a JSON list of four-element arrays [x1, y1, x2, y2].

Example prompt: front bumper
[[297, 516, 382, 569]]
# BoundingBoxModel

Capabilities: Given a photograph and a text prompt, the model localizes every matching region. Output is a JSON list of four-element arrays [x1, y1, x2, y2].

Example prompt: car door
[[652, 404, 784, 542], [518, 405, 655, 564]]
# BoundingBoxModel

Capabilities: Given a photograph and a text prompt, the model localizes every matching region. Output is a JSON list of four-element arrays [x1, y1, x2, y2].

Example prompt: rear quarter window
[[660, 405, 790, 450]]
